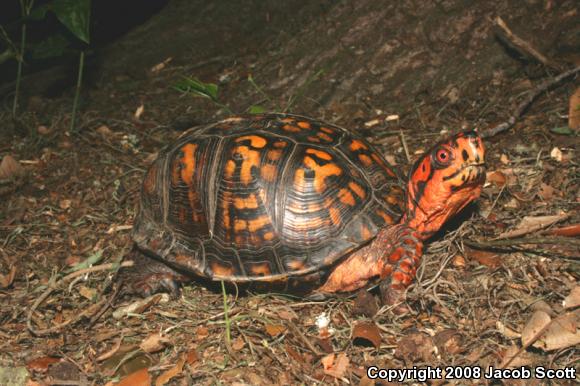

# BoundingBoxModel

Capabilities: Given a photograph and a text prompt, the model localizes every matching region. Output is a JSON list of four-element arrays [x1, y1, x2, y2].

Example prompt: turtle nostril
[[462, 149, 469, 162]]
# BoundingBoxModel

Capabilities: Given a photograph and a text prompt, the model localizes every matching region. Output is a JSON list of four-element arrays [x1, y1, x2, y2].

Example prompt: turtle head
[[404, 131, 486, 238]]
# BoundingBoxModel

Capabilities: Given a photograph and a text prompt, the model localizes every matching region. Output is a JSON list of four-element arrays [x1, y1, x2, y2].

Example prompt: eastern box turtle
[[122, 113, 485, 304]]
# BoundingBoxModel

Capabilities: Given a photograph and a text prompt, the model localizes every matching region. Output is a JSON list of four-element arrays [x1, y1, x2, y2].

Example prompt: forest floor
[[0, 0, 578, 385]]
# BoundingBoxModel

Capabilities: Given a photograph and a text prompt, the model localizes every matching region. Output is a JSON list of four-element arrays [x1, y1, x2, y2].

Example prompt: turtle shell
[[133, 113, 405, 282]]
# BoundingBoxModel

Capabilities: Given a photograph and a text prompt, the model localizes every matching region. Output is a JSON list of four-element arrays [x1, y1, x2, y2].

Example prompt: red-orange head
[[404, 131, 485, 238]]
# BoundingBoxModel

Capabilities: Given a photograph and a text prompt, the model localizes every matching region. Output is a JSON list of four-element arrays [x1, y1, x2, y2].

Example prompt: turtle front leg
[[377, 226, 423, 310], [318, 224, 423, 311], [117, 249, 188, 298]]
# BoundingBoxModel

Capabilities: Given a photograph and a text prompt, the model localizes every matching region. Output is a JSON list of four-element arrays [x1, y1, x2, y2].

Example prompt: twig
[[500, 312, 575, 368], [399, 129, 411, 163], [465, 237, 580, 249], [494, 16, 561, 71], [481, 65, 580, 138], [27, 261, 133, 336], [286, 320, 322, 356]]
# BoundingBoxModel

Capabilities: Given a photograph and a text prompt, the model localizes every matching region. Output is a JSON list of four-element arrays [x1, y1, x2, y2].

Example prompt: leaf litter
[[0, 2, 579, 384]]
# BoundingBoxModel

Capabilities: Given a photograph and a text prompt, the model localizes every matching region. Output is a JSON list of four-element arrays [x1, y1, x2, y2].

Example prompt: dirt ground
[[0, 0, 579, 385]]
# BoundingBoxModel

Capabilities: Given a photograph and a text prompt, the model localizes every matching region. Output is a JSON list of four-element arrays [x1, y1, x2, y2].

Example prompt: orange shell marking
[[235, 135, 267, 148], [179, 144, 197, 185], [349, 140, 368, 151], [348, 182, 366, 199]]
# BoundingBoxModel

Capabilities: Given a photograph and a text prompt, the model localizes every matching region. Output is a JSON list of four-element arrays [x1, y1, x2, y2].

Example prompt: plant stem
[[12, 23, 26, 116], [70, 51, 85, 132], [12, 0, 35, 116], [221, 280, 231, 344]]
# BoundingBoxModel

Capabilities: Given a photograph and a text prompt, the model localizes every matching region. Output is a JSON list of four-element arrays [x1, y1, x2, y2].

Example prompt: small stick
[[286, 320, 322, 356], [27, 261, 133, 336], [465, 237, 580, 249], [399, 129, 411, 163], [494, 16, 561, 71], [481, 65, 580, 139]]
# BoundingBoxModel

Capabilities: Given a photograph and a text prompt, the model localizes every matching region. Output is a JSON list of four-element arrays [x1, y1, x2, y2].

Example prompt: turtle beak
[[464, 162, 486, 185]]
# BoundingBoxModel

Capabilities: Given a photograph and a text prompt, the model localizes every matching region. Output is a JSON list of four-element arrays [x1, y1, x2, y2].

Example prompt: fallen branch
[[481, 65, 580, 138], [494, 16, 561, 71], [466, 237, 580, 249]]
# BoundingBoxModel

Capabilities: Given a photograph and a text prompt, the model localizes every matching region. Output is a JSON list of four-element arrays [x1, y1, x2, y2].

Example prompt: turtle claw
[[305, 291, 332, 301], [379, 281, 411, 315], [131, 274, 183, 299], [117, 250, 187, 299]]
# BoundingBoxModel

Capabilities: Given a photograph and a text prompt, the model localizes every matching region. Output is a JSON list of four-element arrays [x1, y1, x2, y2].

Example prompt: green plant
[[221, 280, 231, 345], [33, 0, 91, 131], [11, 0, 36, 116], [4, 0, 91, 126], [174, 76, 232, 114]]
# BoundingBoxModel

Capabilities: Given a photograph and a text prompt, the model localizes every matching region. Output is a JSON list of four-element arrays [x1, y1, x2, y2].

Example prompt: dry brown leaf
[[26, 356, 60, 373], [352, 290, 378, 317], [321, 353, 334, 370], [96, 125, 113, 137], [285, 344, 304, 364], [522, 310, 551, 347], [563, 286, 580, 309], [486, 170, 507, 187], [78, 286, 97, 300], [139, 333, 171, 353], [537, 183, 556, 200], [352, 321, 382, 349], [433, 329, 463, 354], [0, 155, 25, 180], [497, 213, 569, 239], [394, 333, 435, 362], [195, 326, 209, 340], [530, 300, 555, 316], [548, 224, 580, 237], [231, 336, 245, 351], [265, 324, 286, 337], [467, 248, 502, 268], [452, 254, 466, 268], [569, 86, 580, 130], [533, 312, 580, 351], [155, 357, 185, 386], [185, 348, 198, 366], [0, 265, 16, 289], [322, 352, 349, 379], [276, 308, 297, 321], [116, 368, 151, 386], [499, 153, 510, 164]]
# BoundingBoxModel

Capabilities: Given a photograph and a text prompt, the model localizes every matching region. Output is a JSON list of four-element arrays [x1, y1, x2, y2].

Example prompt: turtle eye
[[435, 148, 452, 165]]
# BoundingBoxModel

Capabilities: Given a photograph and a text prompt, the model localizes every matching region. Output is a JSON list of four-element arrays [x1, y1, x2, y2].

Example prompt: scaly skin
[[319, 131, 485, 306]]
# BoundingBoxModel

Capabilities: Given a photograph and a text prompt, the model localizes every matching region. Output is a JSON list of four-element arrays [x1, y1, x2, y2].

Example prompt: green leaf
[[30, 33, 70, 59], [52, 0, 91, 44], [550, 126, 573, 135], [174, 77, 218, 101], [248, 105, 266, 114], [29, 4, 51, 20], [67, 250, 103, 273]]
